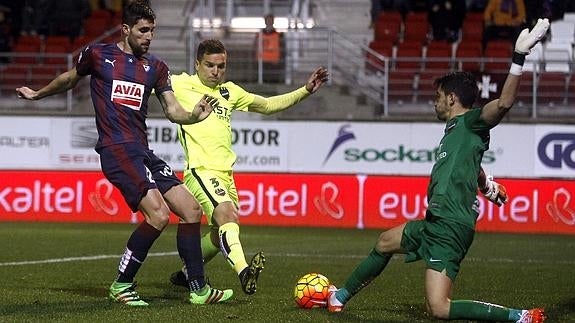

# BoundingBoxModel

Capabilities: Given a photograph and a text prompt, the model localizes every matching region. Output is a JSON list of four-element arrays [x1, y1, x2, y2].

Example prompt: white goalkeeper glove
[[514, 18, 550, 54], [480, 176, 508, 207]]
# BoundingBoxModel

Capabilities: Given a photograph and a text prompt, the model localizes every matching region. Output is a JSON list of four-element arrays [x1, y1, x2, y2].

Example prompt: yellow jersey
[[171, 72, 256, 171]]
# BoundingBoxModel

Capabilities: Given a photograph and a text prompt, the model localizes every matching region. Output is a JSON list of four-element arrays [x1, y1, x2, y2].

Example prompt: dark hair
[[122, 1, 155, 27], [196, 39, 226, 61], [434, 71, 478, 108]]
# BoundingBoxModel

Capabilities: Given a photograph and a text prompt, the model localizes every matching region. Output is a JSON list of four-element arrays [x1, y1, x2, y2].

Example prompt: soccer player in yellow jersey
[[169, 38, 329, 295]]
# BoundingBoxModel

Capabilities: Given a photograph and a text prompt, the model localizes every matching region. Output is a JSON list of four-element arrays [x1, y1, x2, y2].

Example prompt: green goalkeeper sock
[[337, 248, 391, 303], [449, 300, 516, 321]]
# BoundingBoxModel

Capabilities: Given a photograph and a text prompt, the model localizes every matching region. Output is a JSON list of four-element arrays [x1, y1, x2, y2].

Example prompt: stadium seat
[[90, 9, 113, 25], [394, 41, 423, 70], [523, 42, 543, 72], [537, 72, 569, 105], [483, 41, 513, 72], [374, 19, 401, 43], [387, 70, 417, 103], [45, 36, 72, 52], [460, 12, 484, 42], [84, 16, 110, 38], [415, 71, 445, 104], [423, 40, 453, 71], [403, 21, 430, 43], [29, 65, 61, 89], [454, 42, 482, 71], [543, 42, 572, 73], [15, 35, 43, 52], [366, 40, 394, 72], [71, 35, 95, 52], [43, 44, 69, 65], [0, 65, 29, 93], [549, 20, 575, 44], [12, 43, 40, 64]]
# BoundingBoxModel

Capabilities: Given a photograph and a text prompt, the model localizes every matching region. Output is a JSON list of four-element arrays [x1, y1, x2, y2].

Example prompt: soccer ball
[[294, 272, 331, 309]]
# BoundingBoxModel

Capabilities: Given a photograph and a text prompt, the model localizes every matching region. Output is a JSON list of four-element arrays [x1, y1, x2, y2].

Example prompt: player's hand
[[193, 94, 218, 122], [514, 18, 549, 54], [16, 86, 38, 100], [480, 176, 508, 207], [305, 67, 329, 94]]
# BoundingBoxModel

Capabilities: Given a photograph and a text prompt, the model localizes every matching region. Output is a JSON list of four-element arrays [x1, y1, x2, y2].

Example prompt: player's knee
[[148, 206, 171, 229], [375, 231, 394, 253]]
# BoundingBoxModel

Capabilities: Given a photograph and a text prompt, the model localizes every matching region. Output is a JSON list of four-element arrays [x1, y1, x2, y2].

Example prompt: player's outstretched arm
[[16, 68, 82, 100], [159, 91, 216, 124], [481, 18, 549, 126], [248, 66, 329, 114]]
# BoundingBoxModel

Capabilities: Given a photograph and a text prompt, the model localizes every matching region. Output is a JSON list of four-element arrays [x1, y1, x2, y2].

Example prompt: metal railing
[[1, 24, 574, 121]]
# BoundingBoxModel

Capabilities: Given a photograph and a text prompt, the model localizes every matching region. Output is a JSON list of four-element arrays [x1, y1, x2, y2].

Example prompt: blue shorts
[[97, 143, 182, 211]]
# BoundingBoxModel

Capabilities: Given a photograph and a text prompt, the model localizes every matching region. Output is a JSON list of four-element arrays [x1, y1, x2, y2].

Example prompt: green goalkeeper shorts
[[401, 213, 475, 281]]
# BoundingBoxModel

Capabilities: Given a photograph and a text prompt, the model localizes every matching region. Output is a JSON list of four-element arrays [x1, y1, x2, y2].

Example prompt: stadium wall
[[0, 116, 573, 234]]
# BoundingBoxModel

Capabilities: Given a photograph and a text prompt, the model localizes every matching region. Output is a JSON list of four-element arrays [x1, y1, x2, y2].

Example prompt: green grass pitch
[[0, 222, 573, 322]]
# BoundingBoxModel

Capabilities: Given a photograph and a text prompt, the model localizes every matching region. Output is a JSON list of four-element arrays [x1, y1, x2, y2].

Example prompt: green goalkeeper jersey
[[171, 73, 256, 171], [426, 108, 492, 229]]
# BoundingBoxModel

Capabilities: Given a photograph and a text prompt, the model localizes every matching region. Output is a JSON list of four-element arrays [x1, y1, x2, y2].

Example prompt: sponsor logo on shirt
[[111, 80, 144, 110]]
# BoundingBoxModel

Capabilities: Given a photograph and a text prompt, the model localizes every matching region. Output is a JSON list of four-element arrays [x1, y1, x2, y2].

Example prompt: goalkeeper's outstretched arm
[[481, 18, 549, 126]]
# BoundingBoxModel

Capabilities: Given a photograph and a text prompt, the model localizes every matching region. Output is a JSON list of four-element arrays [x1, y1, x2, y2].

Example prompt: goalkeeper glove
[[480, 176, 508, 207], [514, 18, 550, 54]]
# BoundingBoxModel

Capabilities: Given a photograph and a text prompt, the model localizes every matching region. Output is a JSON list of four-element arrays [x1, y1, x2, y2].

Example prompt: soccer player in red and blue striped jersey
[[17, 1, 232, 306]]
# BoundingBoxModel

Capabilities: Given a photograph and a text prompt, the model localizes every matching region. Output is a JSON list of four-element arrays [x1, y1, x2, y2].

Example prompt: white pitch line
[[1, 252, 574, 267]]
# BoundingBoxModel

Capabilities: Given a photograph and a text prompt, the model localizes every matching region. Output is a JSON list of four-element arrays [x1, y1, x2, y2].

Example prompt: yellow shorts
[[183, 167, 238, 226]]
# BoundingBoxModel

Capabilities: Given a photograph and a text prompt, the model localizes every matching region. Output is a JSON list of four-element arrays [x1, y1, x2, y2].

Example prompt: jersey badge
[[220, 87, 230, 100], [111, 80, 144, 110]]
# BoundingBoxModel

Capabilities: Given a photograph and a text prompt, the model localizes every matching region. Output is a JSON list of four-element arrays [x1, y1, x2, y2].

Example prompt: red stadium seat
[[423, 41, 453, 71], [388, 70, 417, 103], [374, 20, 401, 42], [29, 65, 61, 89], [415, 71, 445, 104], [537, 72, 569, 105], [366, 40, 394, 72], [45, 36, 72, 52], [394, 41, 423, 70], [12, 43, 41, 64], [0, 65, 29, 93], [43, 44, 69, 65], [483, 41, 513, 72], [403, 21, 430, 43], [15, 35, 43, 52], [454, 42, 482, 71]]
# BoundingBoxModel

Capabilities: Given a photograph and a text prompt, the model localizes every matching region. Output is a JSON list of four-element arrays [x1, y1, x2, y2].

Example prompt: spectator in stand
[[369, 0, 411, 28], [482, 0, 526, 50], [0, 4, 11, 63], [523, 0, 551, 28], [255, 13, 285, 83], [428, 0, 467, 42], [20, 0, 50, 36], [467, 0, 487, 12], [45, 0, 91, 40]]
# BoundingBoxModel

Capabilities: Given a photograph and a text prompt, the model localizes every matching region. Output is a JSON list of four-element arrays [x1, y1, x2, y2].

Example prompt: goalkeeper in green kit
[[326, 18, 550, 322]]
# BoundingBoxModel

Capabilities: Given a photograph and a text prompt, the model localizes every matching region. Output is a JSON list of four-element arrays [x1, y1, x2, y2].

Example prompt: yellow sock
[[218, 222, 248, 274], [200, 229, 220, 264]]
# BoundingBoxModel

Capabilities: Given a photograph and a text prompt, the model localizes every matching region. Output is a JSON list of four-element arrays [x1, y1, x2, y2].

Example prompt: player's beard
[[129, 38, 149, 57]]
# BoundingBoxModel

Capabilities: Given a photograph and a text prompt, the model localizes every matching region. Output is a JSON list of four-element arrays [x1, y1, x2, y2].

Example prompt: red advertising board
[[0, 171, 573, 234]]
